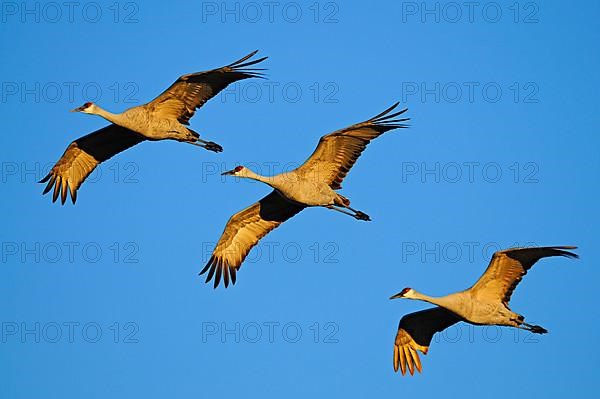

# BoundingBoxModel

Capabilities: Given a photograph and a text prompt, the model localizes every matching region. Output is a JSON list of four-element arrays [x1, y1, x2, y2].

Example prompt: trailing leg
[[331, 194, 371, 221], [512, 316, 548, 334], [346, 205, 371, 221], [186, 129, 223, 152], [326, 205, 371, 221], [520, 322, 548, 334], [201, 137, 224, 152]]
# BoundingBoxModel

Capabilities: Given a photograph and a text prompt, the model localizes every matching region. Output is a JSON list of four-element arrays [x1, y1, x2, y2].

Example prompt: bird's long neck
[[241, 169, 283, 189], [410, 291, 463, 315], [92, 106, 123, 125]]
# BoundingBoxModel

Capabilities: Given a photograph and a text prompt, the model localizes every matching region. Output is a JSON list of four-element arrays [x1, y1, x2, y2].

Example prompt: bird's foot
[[354, 211, 371, 221], [519, 321, 548, 334], [528, 325, 548, 334], [203, 141, 223, 153]]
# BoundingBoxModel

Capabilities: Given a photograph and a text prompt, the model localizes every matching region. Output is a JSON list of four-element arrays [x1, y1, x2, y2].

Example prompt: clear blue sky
[[1, 0, 599, 397]]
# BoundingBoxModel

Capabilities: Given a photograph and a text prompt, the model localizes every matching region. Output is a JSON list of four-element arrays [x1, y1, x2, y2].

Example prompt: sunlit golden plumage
[[391, 246, 578, 375], [40, 51, 266, 204], [201, 103, 409, 288]]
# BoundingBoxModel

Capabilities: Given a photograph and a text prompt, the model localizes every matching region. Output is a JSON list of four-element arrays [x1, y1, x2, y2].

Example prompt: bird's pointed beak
[[390, 292, 404, 300], [221, 169, 235, 176], [70, 106, 83, 113]]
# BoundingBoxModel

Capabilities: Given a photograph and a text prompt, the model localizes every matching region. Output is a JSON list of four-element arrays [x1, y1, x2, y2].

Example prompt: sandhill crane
[[200, 102, 409, 288], [389, 246, 578, 376], [40, 50, 266, 204]]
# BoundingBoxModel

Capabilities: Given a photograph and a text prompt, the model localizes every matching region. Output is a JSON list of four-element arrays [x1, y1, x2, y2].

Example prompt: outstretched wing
[[147, 50, 267, 125], [470, 246, 579, 305], [295, 102, 409, 189], [393, 307, 461, 376], [40, 125, 145, 205], [200, 191, 305, 288]]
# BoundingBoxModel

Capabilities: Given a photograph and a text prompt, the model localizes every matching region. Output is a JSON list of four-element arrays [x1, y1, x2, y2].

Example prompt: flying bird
[[40, 50, 267, 204], [389, 246, 579, 375], [201, 102, 409, 288]]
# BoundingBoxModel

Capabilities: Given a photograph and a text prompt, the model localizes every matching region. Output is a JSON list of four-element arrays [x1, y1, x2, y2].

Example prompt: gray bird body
[[246, 171, 342, 207], [90, 105, 195, 142], [420, 290, 518, 327]]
